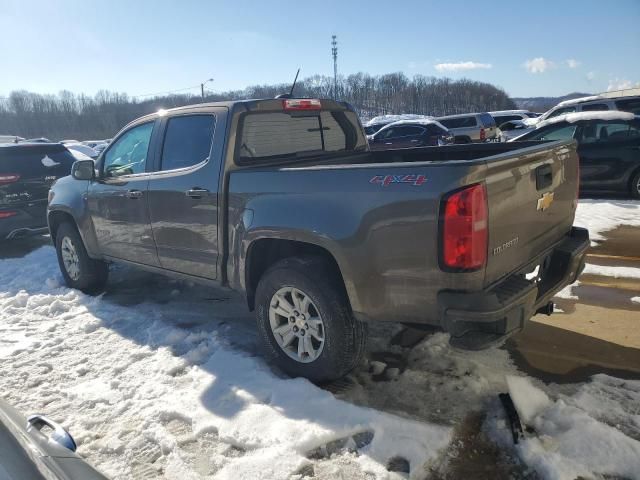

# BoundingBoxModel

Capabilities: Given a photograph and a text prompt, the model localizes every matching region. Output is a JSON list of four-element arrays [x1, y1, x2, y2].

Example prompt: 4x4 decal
[[369, 174, 427, 186]]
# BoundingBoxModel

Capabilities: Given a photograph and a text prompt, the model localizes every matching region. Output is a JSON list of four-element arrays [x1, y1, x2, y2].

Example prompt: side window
[[547, 106, 576, 119], [161, 115, 215, 171], [615, 98, 640, 114], [377, 128, 396, 140], [399, 126, 425, 136], [529, 124, 577, 141], [103, 122, 154, 177], [581, 103, 609, 112], [580, 121, 633, 143]]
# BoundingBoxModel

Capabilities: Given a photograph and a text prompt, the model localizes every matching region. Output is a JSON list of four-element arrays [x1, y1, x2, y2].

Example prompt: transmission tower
[[331, 35, 338, 100]]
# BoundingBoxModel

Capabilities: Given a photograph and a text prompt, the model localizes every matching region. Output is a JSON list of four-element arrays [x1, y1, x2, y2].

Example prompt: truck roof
[[123, 98, 354, 131]]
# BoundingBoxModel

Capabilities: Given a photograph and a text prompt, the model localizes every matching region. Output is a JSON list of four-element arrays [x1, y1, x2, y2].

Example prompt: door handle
[[186, 188, 210, 198], [126, 189, 143, 199], [385, 142, 393, 145]]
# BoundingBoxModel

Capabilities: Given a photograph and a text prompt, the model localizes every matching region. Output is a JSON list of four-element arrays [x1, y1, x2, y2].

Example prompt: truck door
[[146, 108, 226, 279], [87, 121, 160, 266]]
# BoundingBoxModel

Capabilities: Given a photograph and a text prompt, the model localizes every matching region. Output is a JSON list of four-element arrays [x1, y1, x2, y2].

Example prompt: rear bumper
[[0, 204, 48, 240], [438, 227, 589, 350]]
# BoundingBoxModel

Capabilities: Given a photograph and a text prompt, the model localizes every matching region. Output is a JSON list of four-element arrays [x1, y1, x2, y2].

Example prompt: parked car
[[489, 109, 539, 127], [435, 112, 498, 143], [368, 119, 454, 150], [538, 92, 640, 123], [64, 143, 99, 159], [48, 97, 588, 382], [512, 111, 640, 198], [93, 142, 109, 155], [0, 398, 108, 480], [0, 135, 25, 144], [1, 143, 76, 240], [497, 119, 536, 142], [363, 114, 432, 136], [22, 137, 52, 143]]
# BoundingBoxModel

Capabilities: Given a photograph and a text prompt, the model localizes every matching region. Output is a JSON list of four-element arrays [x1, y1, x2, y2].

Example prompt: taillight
[[479, 128, 486, 141], [0, 211, 18, 219], [283, 99, 321, 111], [441, 183, 488, 271], [0, 174, 20, 185]]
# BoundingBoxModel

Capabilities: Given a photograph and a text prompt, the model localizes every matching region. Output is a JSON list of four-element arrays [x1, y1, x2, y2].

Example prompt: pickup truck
[[48, 98, 589, 382]]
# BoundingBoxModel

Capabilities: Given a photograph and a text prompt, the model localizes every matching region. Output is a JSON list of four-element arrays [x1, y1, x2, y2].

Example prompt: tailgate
[[483, 140, 579, 287]]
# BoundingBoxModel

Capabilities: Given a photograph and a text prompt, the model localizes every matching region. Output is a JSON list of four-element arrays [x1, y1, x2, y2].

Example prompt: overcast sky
[[1, 0, 639, 99]]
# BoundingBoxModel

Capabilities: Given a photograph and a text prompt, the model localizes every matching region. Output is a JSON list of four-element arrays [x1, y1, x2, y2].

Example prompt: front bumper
[[438, 227, 589, 350]]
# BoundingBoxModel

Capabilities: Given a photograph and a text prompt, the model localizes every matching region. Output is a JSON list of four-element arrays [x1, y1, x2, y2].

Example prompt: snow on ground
[[0, 247, 451, 480], [488, 375, 640, 480], [574, 199, 640, 243], [583, 263, 640, 279], [1, 209, 640, 480]]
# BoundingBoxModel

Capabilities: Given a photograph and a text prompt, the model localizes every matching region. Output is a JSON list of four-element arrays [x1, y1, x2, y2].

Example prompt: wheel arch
[[627, 165, 640, 197], [244, 238, 350, 312]]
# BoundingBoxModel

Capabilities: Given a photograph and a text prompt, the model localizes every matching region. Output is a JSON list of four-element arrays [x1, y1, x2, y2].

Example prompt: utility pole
[[201, 78, 214, 101], [331, 35, 338, 100]]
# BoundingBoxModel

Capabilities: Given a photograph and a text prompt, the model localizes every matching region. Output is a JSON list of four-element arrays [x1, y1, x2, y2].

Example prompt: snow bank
[[0, 247, 451, 479], [365, 114, 432, 126], [490, 375, 640, 480], [506, 376, 550, 424], [536, 110, 635, 129], [556, 95, 602, 107], [583, 263, 640, 279], [574, 199, 640, 242]]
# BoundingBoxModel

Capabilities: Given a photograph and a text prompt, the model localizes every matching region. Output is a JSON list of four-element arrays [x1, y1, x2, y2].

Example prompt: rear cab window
[[237, 109, 366, 162]]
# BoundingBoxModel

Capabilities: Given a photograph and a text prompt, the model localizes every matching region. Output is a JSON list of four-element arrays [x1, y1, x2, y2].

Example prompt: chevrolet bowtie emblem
[[537, 192, 555, 211]]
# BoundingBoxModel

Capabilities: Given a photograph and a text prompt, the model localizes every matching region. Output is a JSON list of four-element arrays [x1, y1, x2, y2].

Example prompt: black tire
[[255, 256, 367, 383], [630, 170, 640, 200], [55, 222, 108, 293]]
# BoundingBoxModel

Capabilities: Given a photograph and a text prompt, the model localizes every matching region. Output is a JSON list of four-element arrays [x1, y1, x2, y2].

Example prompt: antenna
[[289, 68, 300, 97]]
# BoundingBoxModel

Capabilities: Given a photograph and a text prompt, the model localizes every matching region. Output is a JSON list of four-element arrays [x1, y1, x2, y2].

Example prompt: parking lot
[[1, 197, 638, 480]]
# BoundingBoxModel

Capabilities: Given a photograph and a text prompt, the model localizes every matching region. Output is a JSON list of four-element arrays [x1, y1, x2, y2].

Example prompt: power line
[[130, 84, 203, 99]]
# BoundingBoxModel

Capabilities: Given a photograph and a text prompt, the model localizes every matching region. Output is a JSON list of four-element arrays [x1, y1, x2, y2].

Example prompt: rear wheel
[[55, 222, 108, 293], [254, 256, 367, 382], [631, 170, 640, 199]]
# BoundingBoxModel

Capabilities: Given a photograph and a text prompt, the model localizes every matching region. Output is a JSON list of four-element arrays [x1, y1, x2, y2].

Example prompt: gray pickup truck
[[48, 98, 589, 381]]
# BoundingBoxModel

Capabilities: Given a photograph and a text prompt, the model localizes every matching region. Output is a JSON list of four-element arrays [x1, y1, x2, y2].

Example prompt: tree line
[[0, 73, 516, 140]]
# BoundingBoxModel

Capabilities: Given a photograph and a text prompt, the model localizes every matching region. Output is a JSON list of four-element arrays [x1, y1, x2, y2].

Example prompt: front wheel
[[631, 170, 640, 199], [254, 256, 367, 383], [55, 222, 108, 293]]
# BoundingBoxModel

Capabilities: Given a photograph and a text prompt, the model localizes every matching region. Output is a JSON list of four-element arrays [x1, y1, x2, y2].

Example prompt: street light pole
[[201, 78, 214, 101]]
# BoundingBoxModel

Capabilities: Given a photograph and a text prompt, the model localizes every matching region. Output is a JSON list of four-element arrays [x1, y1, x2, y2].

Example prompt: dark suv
[[514, 113, 640, 198], [368, 120, 454, 150], [1, 143, 76, 240]]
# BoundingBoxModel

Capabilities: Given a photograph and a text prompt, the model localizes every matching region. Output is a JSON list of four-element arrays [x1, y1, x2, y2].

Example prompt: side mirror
[[71, 160, 95, 181]]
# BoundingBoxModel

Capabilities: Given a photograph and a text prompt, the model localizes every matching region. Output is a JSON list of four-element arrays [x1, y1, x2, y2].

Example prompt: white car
[[497, 119, 535, 142], [64, 143, 99, 159], [538, 90, 640, 123], [0, 135, 25, 144]]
